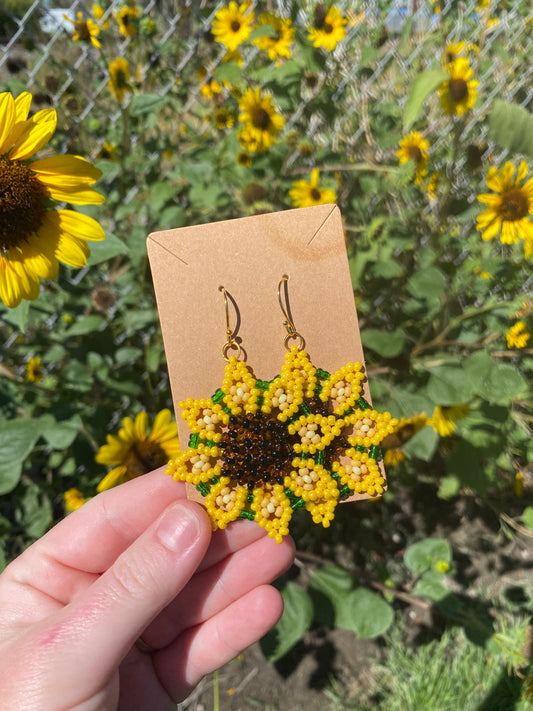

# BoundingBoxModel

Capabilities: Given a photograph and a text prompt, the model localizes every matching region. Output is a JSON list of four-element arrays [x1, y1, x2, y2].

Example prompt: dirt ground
[[178, 481, 533, 711]]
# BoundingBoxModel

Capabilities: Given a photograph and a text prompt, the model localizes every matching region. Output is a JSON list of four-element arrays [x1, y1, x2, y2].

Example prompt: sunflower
[[91, 3, 109, 30], [63, 11, 101, 49], [506, 321, 531, 349], [0, 92, 105, 309], [166, 348, 396, 543], [96, 409, 181, 492], [308, 4, 347, 52], [198, 67, 223, 99], [476, 161, 533, 248], [26, 355, 43, 383], [442, 40, 465, 65], [116, 4, 139, 37], [211, 2, 254, 53], [63, 488, 88, 512], [238, 87, 284, 152], [108, 58, 131, 102], [236, 151, 252, 167], [253, 13, 295, 61], [427, 405, 469, 437], [214, 106, 235, 129], [439, 57, 479, 116], [289, 168, 337, 208], [397, 131, 430, 185]]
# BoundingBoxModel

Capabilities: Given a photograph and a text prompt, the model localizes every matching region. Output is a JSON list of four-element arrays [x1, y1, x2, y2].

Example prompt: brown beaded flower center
[[251, 107, 272, 130], [0, 158, 49, 250], [124, 440, 168, 479], [219, 412, 297, 490], [449, 78, 468, 103], [500, 188, 529, 221]]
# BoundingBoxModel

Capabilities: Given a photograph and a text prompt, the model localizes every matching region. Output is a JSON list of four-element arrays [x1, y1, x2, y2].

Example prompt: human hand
[[0, 467, 295, 710]]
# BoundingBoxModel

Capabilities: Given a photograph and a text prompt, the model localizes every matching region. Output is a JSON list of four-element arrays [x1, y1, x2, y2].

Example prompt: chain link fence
[[1, 1, 532, 198]]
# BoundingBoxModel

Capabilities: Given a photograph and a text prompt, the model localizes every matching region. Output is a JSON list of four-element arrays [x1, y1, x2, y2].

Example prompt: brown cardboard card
[[147, 204, 386, 504]]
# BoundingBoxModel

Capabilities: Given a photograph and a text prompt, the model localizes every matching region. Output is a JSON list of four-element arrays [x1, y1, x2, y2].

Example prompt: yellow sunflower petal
[[478, 218, 501, 241], [54, 233, 90, 268], [54, 209, 105, 241], [149, 408, 174, 440], [3, 248, 42, 305], [45, 184, 105, 205], [0, 92, 15, 153], [18, 238, 59, 280], [9, 108, 57, 161], [32, 155, 103, 187], [134, 411, 149, 441], [96, 465, 127, 492], [14, 91, 32, 122]]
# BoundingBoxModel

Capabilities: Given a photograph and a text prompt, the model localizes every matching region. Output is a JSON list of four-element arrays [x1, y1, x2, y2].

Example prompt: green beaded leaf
[[260, 583, 313, 663]]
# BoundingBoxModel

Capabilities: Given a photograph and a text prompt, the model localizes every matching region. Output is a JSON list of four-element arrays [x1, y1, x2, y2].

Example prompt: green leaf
[[403, 69, 448, 130], [407, 266, 446, 301], [63, 315, 105, 337], [260, 583, 313, 662], [0, 420, 41, 495], [427, 366, 474, 406], [362, 328, 405, 358], [309, 565, 356, 629], [464, 352, 527, 404], [348, 588, 394, 638], [249, 23, 277, 40], [0, 299, 30, 332], [402, 426, 439, 462], [18, 484, 53, 539], [213, 61, 242, 84], [438, 475, 460, 500], [413, 569, 449, 601], [128, 93, 165, 116], [87, 232, 128, 265], [446, 441, 489, 494], [38, 414, 82, 449], [404, 538, 451, 576], [521, 507, 533, 529], [488, 100, 533, 159]]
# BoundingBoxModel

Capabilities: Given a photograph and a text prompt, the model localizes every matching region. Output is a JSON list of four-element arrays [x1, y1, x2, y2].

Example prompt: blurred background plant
[[1, 1, 532, 708]]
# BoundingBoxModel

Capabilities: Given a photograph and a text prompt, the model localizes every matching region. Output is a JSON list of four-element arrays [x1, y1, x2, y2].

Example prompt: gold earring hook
[[278, 274, 305, 351], [219, 285, 241, 362]]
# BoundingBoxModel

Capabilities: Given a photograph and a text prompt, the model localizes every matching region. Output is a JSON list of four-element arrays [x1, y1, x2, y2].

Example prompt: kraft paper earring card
[[147, 205, 394, 542]]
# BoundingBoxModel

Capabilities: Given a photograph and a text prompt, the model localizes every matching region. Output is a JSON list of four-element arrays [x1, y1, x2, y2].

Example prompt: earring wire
[[219, 285, 242, 362], [278, 275, 305, 351]]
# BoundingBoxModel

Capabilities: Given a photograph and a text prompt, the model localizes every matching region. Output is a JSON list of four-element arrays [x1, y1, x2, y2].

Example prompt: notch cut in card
[[147, 205, 395, 542]]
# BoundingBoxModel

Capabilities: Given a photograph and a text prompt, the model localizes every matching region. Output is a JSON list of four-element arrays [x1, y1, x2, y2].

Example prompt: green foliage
[[0, 2, 532, 697], [489, 100, 533, 159]]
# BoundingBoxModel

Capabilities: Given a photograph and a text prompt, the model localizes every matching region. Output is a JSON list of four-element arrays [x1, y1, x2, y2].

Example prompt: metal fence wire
[[1, 0, 532, 203]]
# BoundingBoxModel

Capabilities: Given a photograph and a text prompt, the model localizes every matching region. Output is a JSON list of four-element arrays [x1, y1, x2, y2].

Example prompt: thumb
[[61, 500, 211, 683]]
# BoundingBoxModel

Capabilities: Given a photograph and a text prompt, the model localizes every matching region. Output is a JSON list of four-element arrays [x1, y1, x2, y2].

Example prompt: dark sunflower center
[[0, 158, 49, 251], [114, 70, 128, 89], [449, 78, 468, 103], [251, 106, 272, 130], [500, 188, 529, 221], [75, 20, 91, 41], [310, 187, 322, 201], [125, 440, 168, 479], [408, 145, 423, 163], [219, 412, 297, 490], [323, 21, 334, 34], [231, 19, 241, 32]]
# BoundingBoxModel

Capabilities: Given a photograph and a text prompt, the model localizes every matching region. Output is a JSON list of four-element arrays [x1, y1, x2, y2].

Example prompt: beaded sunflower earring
[[166, 278, 397, 543]]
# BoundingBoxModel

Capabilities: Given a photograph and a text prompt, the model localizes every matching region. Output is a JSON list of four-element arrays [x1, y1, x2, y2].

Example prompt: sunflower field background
[[1, 0, 533, 708]]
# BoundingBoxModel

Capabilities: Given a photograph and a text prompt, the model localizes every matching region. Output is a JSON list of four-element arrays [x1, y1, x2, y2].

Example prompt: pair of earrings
[[166, 276, 397, 543]]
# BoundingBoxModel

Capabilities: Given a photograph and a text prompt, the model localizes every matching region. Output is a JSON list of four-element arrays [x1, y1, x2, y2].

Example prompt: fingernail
[[157, 502, 201, 553]]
